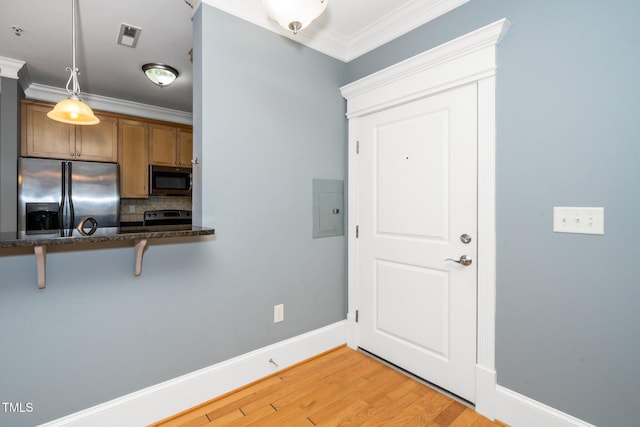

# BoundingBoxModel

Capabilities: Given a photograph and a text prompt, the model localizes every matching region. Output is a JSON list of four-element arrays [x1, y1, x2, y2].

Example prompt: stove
[[143, 210, 192, 226]]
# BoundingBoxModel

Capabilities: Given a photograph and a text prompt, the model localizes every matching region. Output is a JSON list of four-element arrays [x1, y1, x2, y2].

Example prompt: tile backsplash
[[120, 196, 192, 223]]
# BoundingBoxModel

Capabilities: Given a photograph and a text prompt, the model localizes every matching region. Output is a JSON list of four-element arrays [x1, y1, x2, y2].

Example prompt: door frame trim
[[340, 18, 511, 420]]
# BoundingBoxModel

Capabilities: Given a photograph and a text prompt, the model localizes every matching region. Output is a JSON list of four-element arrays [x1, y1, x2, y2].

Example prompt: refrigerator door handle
[[60, 161, 67, 230], [67, 161, 74, 231]]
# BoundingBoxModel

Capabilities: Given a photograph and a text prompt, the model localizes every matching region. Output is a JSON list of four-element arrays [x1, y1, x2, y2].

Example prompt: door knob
[[445, 255, 472, 266]]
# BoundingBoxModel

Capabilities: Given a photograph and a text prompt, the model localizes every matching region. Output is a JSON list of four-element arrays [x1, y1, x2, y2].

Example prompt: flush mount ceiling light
[[47, 0, 99, 125], [142, 63, 179, 87], [263, 0, 327, 34]]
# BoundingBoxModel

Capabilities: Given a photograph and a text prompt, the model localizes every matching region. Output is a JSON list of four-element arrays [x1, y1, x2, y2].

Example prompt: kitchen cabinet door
[[22, 101, 118, 162], [119, 119, 149, 198], [75, 114, 118, 162], [177, 129, 193, 167], [22, 103, 75, 159], [149, 124, 177, 166]]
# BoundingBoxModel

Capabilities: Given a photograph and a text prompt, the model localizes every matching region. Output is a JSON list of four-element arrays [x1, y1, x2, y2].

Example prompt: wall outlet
[[274, 304, 284, 323], [553, 207, 604, 235]]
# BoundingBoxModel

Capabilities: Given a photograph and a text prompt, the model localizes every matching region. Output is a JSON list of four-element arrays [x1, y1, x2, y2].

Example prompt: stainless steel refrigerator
[[18, 157, 120, 234]]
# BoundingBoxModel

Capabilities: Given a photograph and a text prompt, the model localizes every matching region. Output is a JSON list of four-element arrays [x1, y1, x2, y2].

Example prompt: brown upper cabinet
[[149, 124, 193, 167], [21, 101, 118, 163], [118, 119, 149, 199]]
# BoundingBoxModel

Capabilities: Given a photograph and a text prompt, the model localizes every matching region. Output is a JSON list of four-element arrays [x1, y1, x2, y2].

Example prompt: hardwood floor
[[150, 346, 507, 427]]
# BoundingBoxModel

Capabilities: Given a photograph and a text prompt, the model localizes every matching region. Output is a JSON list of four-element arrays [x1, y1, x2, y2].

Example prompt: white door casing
[[340, 18, 510, 419], [357, 84, 478, 402]]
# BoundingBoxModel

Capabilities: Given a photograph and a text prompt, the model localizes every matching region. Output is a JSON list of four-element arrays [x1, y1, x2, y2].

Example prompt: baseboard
[[40, 320, 347, 427], [495, 385, 597, 427], [346, 312, 357, 349], [474, 365, 496, 420]]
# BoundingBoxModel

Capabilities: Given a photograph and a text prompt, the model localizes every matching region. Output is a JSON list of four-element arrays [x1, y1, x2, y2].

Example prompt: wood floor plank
[[364, 384, 449, 426], [243, 381, 346, 426], [163, 415, 210, 427], [311, 398, 370, 426], [432, 401, 468, 426], [210, 403, 277, 426], [204, 354, 359, 421], [449, 407, 482, 426], [149, 346, 507, 427], [206, 408, 244, 426], [304, 378, 370, 423], [357, 390, 426, 426]]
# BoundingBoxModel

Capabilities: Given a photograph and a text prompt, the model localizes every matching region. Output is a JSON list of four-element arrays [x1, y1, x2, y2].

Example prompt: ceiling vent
[[117, 24, 141, 48]]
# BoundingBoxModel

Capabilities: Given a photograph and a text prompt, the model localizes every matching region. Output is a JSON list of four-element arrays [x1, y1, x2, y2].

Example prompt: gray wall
[[0, 5, 347, 426], [3, 1, 637, 426], [346, 1, 640, 426], [0, 77, 22, 232]]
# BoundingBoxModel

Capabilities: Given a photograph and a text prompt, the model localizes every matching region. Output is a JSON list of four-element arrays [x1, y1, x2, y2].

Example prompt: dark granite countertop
[[0, 225, 215, 249]]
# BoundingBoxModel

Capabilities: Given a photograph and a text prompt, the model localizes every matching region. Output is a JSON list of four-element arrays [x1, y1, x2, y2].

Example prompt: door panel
[[357, 83, 478, 402], [376, 110, 449, 239], [376, 260, 449, 357]]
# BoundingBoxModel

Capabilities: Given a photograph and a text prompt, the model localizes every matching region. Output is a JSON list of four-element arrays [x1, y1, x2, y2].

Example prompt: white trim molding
[[24, 83, 193, 125], [346, 0, 470, 62], [496, 386, 598, 427], [201, 0, 469, 62], [40, 321, 347, 427], [340, 18, 511, 420], [340, 18, 511, 118], [0, 56, 25, 79]]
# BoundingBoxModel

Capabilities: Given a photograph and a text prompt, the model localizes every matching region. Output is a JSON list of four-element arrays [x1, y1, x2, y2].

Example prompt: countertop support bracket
[[32, 240, 149, 289], [34, 245, 46, 289], [3, 226, 214, 289], [134, 239, 148, 276]]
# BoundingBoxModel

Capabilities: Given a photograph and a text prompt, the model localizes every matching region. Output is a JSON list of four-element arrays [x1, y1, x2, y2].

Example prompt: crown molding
[[345, 0, 470, 61], [201, 0, 469, 63], [0, 56, 26, 79], [24, 83, 193, 125], [340, 18, 511, 118]]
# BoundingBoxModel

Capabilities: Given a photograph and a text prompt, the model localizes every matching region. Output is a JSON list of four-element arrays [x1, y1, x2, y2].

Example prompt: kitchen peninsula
[[0, 225, 214, 289]]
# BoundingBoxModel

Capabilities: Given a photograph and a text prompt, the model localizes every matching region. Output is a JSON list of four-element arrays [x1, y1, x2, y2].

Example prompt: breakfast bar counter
[[0, 225, 215, 289]]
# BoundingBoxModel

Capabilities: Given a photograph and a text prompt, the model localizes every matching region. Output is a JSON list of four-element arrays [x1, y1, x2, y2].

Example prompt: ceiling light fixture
[[263, 0, 328, 35], [47, 0, 99, 125], [142, 63, 179, 87]]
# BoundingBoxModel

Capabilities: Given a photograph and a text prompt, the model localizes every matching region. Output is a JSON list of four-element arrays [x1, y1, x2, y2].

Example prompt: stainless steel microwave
[[149, 165, 192, 196]]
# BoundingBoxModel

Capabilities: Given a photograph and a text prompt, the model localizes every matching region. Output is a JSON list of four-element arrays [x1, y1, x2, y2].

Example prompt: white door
[[356, 83, 478, 402]]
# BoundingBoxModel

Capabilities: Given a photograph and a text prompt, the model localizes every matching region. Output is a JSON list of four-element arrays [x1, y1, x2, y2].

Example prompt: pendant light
[[47, 0, 99, 125], [263, 0, 328, 34]]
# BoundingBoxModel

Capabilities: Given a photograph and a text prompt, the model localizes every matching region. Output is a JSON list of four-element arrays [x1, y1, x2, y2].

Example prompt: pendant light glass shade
[[48, 0, 99, 126], [263, 0, 327, 34], [47, 96, 100, 125]]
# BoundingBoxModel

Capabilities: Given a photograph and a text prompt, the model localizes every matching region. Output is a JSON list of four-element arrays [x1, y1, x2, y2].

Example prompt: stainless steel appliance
[[18, 157, 120, 234], [143, 210, 192, 226], [149, 165, 192, 196]]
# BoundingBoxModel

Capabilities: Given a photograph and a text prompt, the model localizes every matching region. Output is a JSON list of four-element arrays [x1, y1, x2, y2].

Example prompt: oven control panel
[[143, 210, 192, 226]]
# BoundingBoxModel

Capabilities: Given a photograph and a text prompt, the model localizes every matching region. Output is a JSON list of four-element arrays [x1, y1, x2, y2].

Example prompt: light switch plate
[[553, 207, 604, 235]]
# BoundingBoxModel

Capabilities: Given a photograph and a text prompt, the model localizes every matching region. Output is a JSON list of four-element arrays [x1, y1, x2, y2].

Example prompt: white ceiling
[[0, 0, 467, 115]]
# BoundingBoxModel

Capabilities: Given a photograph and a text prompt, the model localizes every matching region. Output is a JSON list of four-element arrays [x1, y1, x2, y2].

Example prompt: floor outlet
[[274, 304, 284, 323]]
